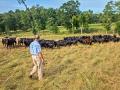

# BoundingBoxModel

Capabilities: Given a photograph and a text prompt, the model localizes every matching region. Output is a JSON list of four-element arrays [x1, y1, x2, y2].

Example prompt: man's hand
[[42, 60, 45, 65], [39, 52, 45, 65]]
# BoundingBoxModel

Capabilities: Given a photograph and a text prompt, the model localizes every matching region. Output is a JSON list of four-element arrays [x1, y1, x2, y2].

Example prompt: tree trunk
[[81, 24, 83, 34], [81, 27, 83, 34], [106, 30, 108, 34], [72, 23, 74, 34], [112, 29, 115, 35], [18, 0, 36, 35]]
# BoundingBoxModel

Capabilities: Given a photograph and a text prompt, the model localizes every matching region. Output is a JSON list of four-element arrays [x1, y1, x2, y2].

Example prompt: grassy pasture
[[0, 33, 120, 90], [0, 23, 116, 38]]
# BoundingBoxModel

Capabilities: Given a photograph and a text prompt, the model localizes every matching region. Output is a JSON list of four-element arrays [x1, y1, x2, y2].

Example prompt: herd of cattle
[[1, 35, 120, 49]]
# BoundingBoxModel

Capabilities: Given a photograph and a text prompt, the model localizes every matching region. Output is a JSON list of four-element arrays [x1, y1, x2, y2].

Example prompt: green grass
[[89, 23, 104, 29], [89, 23, 105, 32], [89, 23, 117, 34], [0, 23, 114, 38], [0, 33, 120, 90]]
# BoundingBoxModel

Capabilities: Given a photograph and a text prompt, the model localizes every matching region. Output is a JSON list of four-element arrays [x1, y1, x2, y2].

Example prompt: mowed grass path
[[0, 42, 120, 90]]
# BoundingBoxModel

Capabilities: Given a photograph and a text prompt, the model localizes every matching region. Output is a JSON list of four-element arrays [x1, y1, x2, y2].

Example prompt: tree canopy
[[0, 0, 120, 35]]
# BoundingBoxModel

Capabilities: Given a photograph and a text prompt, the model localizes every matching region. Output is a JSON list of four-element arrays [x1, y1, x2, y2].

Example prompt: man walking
[[29, 35, 44, 80]]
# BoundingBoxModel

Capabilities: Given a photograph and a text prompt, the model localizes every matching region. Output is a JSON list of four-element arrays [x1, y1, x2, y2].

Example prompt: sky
[[0, 0, 117, 13]]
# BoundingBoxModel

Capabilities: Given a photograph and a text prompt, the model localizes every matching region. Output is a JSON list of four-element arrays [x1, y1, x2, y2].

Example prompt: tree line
[[0, 0, 120, 35]]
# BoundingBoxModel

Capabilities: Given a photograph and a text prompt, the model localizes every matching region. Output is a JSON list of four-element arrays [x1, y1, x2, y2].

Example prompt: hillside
[[0, 39, 120, 90]]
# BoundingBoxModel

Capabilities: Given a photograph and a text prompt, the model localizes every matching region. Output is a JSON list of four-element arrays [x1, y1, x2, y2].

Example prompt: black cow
[[24, 38, 34, 47], [79, 36, 92, 45], [2, 37, 16, 48]]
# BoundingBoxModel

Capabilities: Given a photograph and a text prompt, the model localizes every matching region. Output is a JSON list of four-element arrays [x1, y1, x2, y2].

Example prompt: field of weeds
[[0, 36, 120, 90]]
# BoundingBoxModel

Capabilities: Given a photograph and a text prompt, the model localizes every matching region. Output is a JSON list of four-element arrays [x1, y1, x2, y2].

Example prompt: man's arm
[[39, 52, 45, 62], [37, 43, 44, 63], [29, 43, 33, 54], [40, 52, 44, 61]]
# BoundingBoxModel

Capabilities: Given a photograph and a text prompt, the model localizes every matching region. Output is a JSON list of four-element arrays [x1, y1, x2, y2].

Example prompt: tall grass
[[0, 38, 120, 90]]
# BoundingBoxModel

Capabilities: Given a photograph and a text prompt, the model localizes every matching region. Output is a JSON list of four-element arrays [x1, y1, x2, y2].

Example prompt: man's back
[[30, 40, 41, 55]]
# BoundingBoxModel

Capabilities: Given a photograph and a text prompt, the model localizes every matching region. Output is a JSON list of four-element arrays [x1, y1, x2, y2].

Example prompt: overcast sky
[[0, 0, 117, 13]]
